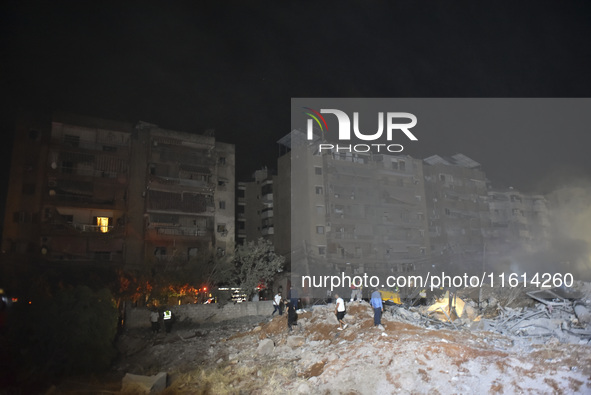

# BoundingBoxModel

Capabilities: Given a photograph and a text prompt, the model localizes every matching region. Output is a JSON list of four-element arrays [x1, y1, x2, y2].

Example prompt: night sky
[[2, 1, 591, 195]]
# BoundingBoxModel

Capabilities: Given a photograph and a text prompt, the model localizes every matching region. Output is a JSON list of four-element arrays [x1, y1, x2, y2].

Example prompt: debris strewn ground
[[55, 282, 591, 394]]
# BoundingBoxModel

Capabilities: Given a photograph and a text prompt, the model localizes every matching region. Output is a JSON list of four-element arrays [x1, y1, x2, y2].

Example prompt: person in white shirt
[[272, 292, 283, 316], [334, 293, 348, 330]]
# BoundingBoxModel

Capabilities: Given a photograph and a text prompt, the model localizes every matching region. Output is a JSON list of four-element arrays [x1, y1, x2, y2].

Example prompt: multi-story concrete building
[[286, 132, 430, 297], [486, 188, 550, 261], [422, 154, 490, 272], [236, 167, 276, 246], [1, 112, 234, 270]]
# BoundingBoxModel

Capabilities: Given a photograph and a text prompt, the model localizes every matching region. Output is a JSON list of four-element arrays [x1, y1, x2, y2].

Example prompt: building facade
[[2, 113, 234, 270], [422, 154, 491, 273], [286, 133, 430, 297], [236, 167, 276, 246]]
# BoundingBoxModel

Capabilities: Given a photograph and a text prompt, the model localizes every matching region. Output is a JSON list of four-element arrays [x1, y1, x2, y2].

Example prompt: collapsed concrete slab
[[427, 291, 466, 321]]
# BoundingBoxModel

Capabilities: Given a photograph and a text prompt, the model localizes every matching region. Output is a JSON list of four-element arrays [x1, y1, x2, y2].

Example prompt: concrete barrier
[[125, 300, 274, 328]]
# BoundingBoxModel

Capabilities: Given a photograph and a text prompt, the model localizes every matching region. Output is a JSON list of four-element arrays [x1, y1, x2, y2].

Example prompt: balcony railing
[[74, 224, 115, 233], [155, 227, 210, 237]]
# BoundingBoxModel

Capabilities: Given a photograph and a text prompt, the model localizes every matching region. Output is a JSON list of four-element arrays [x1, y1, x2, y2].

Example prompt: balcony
[[74, 224, 115, 233], [154, 226, 211, 237], [261, 209, 273, 219], [261, 225, 274, 235], [261, 193, 273, 204]]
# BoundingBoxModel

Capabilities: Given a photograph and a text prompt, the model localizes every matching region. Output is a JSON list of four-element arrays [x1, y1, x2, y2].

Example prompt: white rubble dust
[[108, 285, 591, 395]]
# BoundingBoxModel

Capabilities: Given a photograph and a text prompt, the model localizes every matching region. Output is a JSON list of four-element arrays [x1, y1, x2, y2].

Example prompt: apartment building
[[486, 188, 550, 260], [286, 132, 430, 296], [422, 154, 490, 272], [236, 167, 276, 246], [1, 113, 234, 269]]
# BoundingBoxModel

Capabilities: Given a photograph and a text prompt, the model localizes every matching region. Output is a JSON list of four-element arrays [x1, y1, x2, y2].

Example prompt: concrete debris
[[121, 372, 167, 394], [256, 338, 275, 355], [91, 282, 591, 394], [427, 291, 466, 321], [286, 335, 306, 348], [575, 304, 591, 324]]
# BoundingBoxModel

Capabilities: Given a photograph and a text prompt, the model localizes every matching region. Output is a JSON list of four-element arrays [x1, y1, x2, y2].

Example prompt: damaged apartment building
[[276, 132, 553, 296], [2, 112, 234, 269], [284, 131, 431, 293]]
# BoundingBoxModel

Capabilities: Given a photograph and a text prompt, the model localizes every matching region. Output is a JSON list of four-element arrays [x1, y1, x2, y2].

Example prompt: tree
[[234, 238, 285, 298], [9, 286, 118, 380]]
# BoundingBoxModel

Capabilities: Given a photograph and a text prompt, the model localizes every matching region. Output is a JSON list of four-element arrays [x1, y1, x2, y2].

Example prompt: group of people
[[270, 286, 384, 332], [149, 308, 173, 334], [333, 287, 384, 330]]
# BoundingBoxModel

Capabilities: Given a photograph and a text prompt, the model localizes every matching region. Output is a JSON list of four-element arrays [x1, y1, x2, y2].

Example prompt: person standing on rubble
[[334, 293, 348, 330], [285, 300, 298, 331], [163, 308, 173, 333], [370, 288, 383, 326], [272, 291, 283, 316], [150, 308, 160, 334], [350, 284, 362, 302]]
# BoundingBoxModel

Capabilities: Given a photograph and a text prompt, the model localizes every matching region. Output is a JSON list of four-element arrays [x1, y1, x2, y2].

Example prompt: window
[[355, 247, 362, 257], [237, 189, 245, 198], [316, 226, 325, 234], [154, 247, 167, 257], [218, 157, 226, 165], [62, 161, 74, 174], [219, 201, 226, 210], [217, 224, 227, 234], [96, 216, 110, 233], [318, 246, 326, 255], [315, 166, 322, 175], [63, 134, 80, 147], [399, 160, 406, 171], [315, 186, 324, 195], [316, 205, 325, 215], [262, 184, 273, 195], [22, 184, 36, 195], [95, 252, 111, 261], [13, 211, 31, 223]]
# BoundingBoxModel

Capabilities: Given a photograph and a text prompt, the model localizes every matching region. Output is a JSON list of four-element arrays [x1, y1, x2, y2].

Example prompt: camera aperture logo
[[303, 107, 418, 153]]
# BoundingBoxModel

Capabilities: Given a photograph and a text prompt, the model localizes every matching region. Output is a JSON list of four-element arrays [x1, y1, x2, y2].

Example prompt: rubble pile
[[389, 281, 591, 348], [58, 282, 591, 394]]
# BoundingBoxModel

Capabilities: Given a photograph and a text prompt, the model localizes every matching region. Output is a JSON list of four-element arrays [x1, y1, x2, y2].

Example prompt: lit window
[[96, 217, 109, 233]]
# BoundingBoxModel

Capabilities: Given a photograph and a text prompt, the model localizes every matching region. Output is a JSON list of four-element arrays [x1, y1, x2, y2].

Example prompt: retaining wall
[[125, 300, 274, 328]]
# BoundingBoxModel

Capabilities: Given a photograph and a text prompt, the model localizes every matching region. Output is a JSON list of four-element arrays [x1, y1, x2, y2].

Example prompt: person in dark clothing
[[285, 301, 298, 332], [163, 309, 173, 333]]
